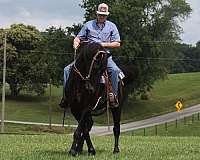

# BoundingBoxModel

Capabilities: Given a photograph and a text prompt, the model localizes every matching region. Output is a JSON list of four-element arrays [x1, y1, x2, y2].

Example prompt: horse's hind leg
[[111, 107, 121, 154]]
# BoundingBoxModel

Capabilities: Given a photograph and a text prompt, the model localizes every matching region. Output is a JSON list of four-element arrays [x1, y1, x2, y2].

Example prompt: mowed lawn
[[0, 135, 200, 160], [2, 72, 200, 125], [124, 113, 200, 137]]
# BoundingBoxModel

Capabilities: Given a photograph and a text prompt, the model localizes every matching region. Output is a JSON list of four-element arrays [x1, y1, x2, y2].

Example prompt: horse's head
[[74, 42, 107, 94]]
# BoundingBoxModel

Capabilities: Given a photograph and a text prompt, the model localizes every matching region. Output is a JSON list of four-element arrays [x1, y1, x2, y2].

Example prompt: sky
[[0, 0, 199, 45]]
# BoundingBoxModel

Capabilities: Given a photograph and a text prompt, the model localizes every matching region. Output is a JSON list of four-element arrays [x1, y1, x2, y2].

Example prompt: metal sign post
[[1, 32, 7, 133]]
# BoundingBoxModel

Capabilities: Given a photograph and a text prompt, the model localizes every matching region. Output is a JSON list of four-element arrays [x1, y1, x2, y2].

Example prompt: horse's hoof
[[76, 144, 83, 154], [113, 147, 120, 154], [77, 148, 83, 154], [88, 148, 96, 156], [68, 149, 78, 157]]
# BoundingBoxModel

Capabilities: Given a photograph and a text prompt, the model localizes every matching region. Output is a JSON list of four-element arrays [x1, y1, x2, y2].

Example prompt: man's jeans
[[63, 56, 121, 96]]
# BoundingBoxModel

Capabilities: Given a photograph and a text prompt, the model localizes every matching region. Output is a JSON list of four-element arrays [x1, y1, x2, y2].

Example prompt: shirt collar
[[95, 19, 106, 29]]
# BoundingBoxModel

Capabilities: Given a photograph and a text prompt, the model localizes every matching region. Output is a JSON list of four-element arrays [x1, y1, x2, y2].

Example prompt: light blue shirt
[[77, 19, 120, 54]]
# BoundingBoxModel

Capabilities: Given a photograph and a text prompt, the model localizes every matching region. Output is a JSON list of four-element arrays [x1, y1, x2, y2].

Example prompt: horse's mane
[[78, 42, 106, 60]]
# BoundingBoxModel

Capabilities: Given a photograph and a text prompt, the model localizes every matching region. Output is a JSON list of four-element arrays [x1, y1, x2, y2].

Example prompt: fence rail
[[130, 112, 200, 136]]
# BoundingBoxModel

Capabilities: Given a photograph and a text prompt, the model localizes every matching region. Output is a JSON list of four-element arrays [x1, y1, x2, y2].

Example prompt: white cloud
[[0, 0, 12, 3], [0, 0, 84, 30], [180, 0, 200, 45], [17, 7, 31, 18]]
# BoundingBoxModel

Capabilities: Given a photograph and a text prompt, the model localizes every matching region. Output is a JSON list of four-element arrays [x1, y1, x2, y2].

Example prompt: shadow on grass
[[42, 148, 107, 157], [0, 132, 42, 135], [42, 150, 68, 156]]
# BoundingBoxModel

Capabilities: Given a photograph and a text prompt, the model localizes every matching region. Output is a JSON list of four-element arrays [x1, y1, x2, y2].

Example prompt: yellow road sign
[[175, 101, 183, 112]]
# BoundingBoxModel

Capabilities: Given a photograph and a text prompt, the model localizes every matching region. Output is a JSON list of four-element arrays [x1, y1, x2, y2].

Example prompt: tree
[[196, 41, 200, 48], [169, 42, 200, 74], [39, 26, 74, 86], [169, 43, 190, 73], [0, 24, 45, 97], [80, 0, 191, 95]]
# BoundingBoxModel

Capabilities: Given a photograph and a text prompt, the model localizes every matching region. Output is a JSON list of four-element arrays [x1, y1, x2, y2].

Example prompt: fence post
[[184, 117, 186, 125], [131, 130, 134, 136], [175, 119, 178, 128], [165, 122, 167, 131], [48, 79, 52, 130], [192, 114, 194, 124], [1, 32, 7, 133], [143, 128, 146, 136], [155, 125, 157, 136]]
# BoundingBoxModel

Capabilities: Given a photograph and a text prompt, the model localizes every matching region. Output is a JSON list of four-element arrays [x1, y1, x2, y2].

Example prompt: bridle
[[73, 50, 106, 81]]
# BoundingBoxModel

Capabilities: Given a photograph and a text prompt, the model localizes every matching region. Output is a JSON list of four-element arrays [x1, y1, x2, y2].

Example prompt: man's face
[[97, 14, 107, 23]]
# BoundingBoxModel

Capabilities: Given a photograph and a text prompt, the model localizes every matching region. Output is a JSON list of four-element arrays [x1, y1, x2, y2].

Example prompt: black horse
[[63, 42, 137, 156]]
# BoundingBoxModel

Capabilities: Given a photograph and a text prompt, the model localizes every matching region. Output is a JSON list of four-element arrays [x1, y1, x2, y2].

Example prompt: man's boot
[[59, 97, 68, 108], [108, 92, 119, 108]]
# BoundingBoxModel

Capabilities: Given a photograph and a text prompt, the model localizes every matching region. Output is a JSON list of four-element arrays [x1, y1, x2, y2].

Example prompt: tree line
[[0, 25, 74, 97], [0, 0, 195, 97]]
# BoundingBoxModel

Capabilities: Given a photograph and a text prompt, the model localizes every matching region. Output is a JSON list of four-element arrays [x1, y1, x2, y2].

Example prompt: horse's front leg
[[69, 109, 88, 156], [76, 115, 95, 156], [84, 115, 95, 156], [111, 107, 121, 154], [76, 133, 84, 154], [69, 126, 83, 156]]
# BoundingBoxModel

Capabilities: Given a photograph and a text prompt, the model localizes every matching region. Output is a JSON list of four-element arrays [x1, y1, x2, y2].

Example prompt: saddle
[[59, 70, 125, 110], [91, 70, 124, 114]]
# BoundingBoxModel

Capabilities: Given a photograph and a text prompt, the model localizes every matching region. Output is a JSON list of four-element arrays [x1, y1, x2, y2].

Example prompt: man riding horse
[[60, 3, 123, 108]]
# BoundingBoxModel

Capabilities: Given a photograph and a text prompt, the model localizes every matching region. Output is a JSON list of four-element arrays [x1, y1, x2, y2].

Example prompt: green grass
[[124, 114, 200, 137], [0, 135, 200, 160], [3, 123, 74, 135], [118, 72, 200, 123], [2, 72, 200, 125], [2, 85, 77, 125]]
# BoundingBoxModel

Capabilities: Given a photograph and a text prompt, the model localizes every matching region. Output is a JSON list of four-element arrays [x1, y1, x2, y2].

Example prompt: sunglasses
[[97, 14, 107, 17]]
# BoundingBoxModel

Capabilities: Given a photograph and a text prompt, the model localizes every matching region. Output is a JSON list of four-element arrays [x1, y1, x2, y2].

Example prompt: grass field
[[2, 72, 200, 125], [3, 122, 74, 134], [1, 72, 200, 160], [0, 135, 200, 160], [124, 113, 200, 137]]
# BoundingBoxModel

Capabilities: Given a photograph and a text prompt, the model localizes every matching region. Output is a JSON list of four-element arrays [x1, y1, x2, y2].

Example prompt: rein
[[73, 50, 106, 81]]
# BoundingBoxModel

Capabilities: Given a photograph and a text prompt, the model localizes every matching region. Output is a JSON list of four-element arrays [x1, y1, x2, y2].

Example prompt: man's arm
[[73, 37, 81, 49], [101, 41, 120, 48], [73, 23, 88, 49], [101, 23, 121, 49]]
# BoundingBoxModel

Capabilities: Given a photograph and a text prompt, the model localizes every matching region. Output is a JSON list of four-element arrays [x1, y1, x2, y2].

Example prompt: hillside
[[2, 72, 200, 125]]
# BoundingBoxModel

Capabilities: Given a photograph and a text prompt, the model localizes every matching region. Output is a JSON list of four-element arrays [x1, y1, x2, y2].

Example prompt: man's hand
[[73, 37, 80, 49], [100, 42, 106, 47]]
